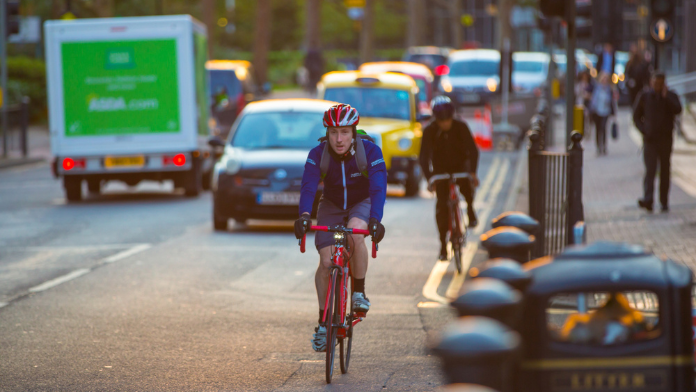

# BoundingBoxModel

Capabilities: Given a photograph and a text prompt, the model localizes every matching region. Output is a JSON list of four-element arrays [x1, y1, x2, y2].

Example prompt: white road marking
[[421, 260, 451, 304], [18, 244, 146, 252], [416, 301, 447, 308], [103, 243, 151, 263], [28, 269, 90, 293], [473, 158, 510, 236], [474, 157, 501, 207]]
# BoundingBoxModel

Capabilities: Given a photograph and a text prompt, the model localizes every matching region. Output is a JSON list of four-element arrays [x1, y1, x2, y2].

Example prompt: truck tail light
[[62, 157, 85, 171], [163, 154, 186, 167]]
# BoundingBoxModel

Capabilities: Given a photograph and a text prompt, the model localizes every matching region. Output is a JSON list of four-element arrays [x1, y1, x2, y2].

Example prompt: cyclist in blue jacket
[[294, 103, 387, 352]]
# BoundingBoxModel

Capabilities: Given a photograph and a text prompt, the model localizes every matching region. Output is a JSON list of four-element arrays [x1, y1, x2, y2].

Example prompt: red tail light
[[236, 93, 246, 116], [434, 65, 450, 76], [62, 157, 85, 171], [162, 154, 186, 167]]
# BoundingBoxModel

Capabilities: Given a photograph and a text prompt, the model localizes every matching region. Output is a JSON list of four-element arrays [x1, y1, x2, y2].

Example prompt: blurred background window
[[324, 88, 411, 120]]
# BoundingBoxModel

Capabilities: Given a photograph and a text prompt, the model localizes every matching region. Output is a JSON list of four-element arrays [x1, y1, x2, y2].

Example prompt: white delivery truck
[[44, 15, 212, 201]]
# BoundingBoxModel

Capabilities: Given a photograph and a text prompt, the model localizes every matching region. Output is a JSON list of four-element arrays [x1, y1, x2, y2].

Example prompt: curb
[[503, 145, 528, 213], [0, 157, 46, 170]]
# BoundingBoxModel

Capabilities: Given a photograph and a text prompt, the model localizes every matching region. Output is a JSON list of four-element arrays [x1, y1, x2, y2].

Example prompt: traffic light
[[5, 0, 20, 38]]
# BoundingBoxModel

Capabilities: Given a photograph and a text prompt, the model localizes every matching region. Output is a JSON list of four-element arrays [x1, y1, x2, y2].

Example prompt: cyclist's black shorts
[[315, 197, 370, 251]]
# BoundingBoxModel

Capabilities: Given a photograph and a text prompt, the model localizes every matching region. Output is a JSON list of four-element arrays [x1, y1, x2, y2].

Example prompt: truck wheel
[[183, 165, 202, 197], [87, 179, 101, 195], [64, 177, 82, 202], [213, 214, 228, 231]]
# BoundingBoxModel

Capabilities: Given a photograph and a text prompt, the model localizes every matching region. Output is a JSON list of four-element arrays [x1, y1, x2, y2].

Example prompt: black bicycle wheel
[[340, 278, 353, 374], [452, 241, 462, 274], [450, 207, 463, 274], [325, 269, 338, 384]]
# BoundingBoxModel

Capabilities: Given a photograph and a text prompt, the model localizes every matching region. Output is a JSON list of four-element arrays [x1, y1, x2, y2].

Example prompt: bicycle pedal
[[354, 312, 366, 318]]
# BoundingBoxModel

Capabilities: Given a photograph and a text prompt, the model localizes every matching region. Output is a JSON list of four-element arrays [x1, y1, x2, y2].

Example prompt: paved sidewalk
[[0, 125, 51, 169], [582, 108, 696, 270]]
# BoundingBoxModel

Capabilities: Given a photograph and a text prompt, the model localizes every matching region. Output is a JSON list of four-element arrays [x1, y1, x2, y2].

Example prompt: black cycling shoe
[[467, 207, 478, 228], [438, 245, 448, 261]]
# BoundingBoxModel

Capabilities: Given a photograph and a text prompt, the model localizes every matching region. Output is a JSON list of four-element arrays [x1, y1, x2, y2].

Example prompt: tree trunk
[[305, 0, 321, 51], [407, 0, 424, 47], [360, 0, 374, 64], [202, 0, 215, 58], [253, 0, 272, 85], [93, 0, 114, 18], [51, 0, 64, 19], [450, 0, 461, 49], [685, 0, 696, 72]]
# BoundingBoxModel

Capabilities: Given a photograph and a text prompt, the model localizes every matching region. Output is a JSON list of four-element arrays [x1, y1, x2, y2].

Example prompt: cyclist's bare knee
[[347, 217, 368, 247]]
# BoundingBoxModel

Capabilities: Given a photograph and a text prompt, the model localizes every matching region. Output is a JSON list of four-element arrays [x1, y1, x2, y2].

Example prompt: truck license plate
[[104, 156, 145, 168], [257, 192, 301, 205], [459, 93, 480, 103]]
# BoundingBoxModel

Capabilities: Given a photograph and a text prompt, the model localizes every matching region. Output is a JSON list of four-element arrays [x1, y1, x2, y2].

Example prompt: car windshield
[[230, 111, 325, 149], [405, 54, 447, 69], [449, 60, 499, 77], [324, 87, 411, 120], [208, 70, 242, 97], [514, 60, 545, 73]]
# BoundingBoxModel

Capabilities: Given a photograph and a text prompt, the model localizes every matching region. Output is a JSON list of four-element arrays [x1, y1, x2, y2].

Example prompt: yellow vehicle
[[317, 71, 425, 196]]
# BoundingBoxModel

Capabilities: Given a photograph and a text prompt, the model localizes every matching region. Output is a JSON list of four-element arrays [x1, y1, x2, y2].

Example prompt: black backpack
[[318, 130, 375, 180]]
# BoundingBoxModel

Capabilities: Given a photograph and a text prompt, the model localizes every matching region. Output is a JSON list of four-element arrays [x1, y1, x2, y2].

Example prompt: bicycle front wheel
[[340, 278, 353, 374], [450, 207, 464, 274], [325, 269, 338, 383]]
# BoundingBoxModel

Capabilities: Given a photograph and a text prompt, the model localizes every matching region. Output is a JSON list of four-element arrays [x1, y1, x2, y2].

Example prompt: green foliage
[[6, 56, 47, 120]]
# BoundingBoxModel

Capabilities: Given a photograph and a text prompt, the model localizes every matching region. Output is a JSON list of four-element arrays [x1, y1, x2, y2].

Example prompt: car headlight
[[226, 157, 241, 174], [486, 78, 498, 92], [398, 137, 412, 151], [440, 78, 453, 93]]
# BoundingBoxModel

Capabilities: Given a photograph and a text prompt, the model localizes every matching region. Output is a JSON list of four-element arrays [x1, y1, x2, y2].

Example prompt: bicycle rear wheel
[[325, 269, 339, 383], [340, 279, 353, 374]]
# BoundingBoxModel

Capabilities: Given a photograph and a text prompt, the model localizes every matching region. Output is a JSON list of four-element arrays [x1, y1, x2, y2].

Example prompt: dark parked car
[[210, 99, 335, 231], [403, 46, 453, 87]]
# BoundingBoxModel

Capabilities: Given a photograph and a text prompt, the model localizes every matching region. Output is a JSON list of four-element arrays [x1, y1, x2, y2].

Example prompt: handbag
[[611, 120, 618, 140]]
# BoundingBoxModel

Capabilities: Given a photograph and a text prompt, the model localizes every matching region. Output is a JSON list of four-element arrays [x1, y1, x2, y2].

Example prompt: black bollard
[[470, 258, 533, 292], [450, 278, 523, 328], [491, 212, 540, 235], [432, 317, 520, 390], [480, 227, 535, 263]]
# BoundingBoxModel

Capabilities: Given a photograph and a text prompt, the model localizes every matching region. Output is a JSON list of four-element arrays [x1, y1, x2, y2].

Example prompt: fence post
[[527, 130, 545, 257], [20, 96, 30, 158], [566, 131, 584, 245]]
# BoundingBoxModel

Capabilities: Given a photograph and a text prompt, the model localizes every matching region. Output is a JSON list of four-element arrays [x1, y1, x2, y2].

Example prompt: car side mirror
[[262, 82, 272, 95], [208, 137, 225, 148], [417, 113, 432, 122]]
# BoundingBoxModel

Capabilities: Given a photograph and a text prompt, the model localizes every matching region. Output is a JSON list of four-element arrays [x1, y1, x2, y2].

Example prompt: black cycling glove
[[294, 213, 312, 239], [368, 217, 385, 243]]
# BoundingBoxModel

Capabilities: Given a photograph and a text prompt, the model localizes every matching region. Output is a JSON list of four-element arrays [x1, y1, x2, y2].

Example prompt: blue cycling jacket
[[299, 140, 387, 222]]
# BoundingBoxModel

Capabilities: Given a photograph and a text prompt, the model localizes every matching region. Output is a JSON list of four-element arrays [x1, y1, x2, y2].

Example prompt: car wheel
[[201, 168, 212, 191], [404, 164, 421, 197], [64, 177, 82, 202], [87, 179, 101, 195], [213, 214, 228, 231]]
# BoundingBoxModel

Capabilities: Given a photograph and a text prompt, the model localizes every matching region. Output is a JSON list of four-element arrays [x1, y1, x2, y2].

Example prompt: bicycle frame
[[300, 225, 377, 332], [429, 172, 471, 238]]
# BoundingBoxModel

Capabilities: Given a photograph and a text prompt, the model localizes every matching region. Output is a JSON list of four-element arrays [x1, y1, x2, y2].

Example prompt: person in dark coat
[[304, 49, 325, 94], [633, 71, 682, 213]]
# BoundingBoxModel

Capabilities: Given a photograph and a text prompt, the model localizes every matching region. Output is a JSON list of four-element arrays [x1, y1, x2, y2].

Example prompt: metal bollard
[[450, 278, 523, 328], [431, 317, 520, 390], [470, 258, 533, 292], [480, 227, 535, 263], [20, 96, 30, 158], [491, 212, 540, 235]]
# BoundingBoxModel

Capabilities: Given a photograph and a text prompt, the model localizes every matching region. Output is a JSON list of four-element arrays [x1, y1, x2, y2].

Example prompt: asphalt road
[[0, 147, 521, 391]]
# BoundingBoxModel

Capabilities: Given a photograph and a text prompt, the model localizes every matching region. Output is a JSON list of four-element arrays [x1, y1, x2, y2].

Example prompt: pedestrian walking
[[589, 72, 615, 155], [633, 71, 682, 213], [625, 46, 652, 108]]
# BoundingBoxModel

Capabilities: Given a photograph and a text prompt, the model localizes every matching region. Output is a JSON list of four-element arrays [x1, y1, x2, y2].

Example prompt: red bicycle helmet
[[323, 103, 360, 127]]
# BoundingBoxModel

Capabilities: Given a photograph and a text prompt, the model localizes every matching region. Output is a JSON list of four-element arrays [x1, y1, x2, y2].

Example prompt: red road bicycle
[[299, 224, 377, 383], [428, 172, 471, 274]]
